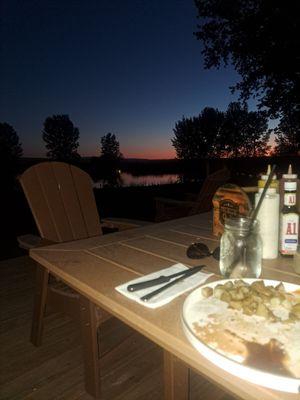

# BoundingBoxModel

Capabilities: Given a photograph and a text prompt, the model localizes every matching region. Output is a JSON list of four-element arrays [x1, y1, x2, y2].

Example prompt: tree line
[[0, 100, 298, 181], [41, 115, 123, 163], [0, 116, 123, 187], [172, 102, 272, 160], [1, 0, 299, 171], [0, 116, 122, 165], [173, 0, 300, 160], [192, 0, 299, 158]]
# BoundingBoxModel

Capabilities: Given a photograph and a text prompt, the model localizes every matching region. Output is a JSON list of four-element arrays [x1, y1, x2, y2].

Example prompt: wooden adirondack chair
[[18, 161, 148, 399], [155, 167, 231, 222]]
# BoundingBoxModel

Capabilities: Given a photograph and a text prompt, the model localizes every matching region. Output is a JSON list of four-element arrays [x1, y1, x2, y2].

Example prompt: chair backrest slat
[[196, 168, 230, 202], [51, 162, 91, 240], [20, 162, 102, 243], [70, 164, 101, 238], [20, 163, 61, 242], [36, 162, 76, 242], [189, 167, 230, 214]]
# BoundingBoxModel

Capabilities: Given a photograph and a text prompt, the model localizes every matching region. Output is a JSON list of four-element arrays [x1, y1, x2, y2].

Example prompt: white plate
[[182, 279, 300, 393]]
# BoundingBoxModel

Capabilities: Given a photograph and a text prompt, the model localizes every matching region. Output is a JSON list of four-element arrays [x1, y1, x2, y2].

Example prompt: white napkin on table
[[115, 263, 212, 309]]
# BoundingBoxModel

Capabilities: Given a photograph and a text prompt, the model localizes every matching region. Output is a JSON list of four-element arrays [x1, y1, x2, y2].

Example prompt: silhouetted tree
[[100, 133, 123, 161], [274, 111, 300, 155], [172, 103, 270, 162], [98, 133, 122, 186], [221, 102, 270, 157], [0, 123, 23, 245], [0, 122, 23, 186], [42, 115, 80, 161], [172, 107, 224, 160], [172, 108, 225, 177], [194, 1, 300, 123]]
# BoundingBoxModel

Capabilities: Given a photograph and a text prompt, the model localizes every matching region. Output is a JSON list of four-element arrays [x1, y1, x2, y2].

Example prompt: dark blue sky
[[2, 0, 243, 158]]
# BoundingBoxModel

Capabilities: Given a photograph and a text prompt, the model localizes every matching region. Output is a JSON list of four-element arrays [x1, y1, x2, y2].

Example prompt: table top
[[30, 213, 300, 400]]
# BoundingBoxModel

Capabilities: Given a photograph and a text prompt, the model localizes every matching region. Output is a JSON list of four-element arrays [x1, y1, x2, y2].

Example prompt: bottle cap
[[282, 164, 298, 179], [258, 165, 278, 189], [284, 181, 297, 191]]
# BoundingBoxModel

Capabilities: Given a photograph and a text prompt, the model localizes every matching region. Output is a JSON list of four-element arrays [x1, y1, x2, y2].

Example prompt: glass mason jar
[[220, 217, 262, 278]]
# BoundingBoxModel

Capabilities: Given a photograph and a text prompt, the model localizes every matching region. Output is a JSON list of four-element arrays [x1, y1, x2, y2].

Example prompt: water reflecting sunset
[[94, 172, 180, 188]]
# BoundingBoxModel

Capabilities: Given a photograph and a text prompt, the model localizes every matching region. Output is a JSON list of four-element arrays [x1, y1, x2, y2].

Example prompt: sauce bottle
[[280, 179, 299, 256], [280, 164, 298, 209], [255, 165, 280, 259]]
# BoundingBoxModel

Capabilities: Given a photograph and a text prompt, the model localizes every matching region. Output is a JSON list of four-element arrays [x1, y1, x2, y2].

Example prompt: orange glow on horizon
[[122, 147, 176, 160], [78, 147, 176, 159]]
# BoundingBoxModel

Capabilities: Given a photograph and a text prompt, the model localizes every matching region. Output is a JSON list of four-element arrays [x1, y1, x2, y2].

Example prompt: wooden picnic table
[[30, 212, 300, 400]]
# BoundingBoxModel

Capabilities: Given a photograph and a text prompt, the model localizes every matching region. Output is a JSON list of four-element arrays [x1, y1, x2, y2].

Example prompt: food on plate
[[191, 280, 300, 378], [201, 279, 300, 322]]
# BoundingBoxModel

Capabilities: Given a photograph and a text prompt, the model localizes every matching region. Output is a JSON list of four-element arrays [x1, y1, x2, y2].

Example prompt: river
[[94, 172, 180, 188]]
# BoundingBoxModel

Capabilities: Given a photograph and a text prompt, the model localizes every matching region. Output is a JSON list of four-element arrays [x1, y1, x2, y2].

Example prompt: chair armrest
[[17, 234, 55, 250], [101, 217, 152, 231], [155, 197, 200, 222], [155, 197, 198, 208]]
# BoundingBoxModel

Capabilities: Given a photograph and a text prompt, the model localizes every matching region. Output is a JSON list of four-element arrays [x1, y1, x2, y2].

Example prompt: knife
[[140, 265, 205, 302], [127, 265, 205, 292]]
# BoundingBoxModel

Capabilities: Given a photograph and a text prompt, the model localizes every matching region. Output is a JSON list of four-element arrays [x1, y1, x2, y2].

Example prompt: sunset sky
[[2, 0, 245, 159]]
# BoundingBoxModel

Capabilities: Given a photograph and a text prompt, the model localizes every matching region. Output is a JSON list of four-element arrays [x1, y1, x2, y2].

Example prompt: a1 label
[[280, 213, 299, 254], [284, 193, 296, 206]]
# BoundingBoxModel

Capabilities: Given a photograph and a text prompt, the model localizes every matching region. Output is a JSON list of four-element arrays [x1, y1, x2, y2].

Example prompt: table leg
[[31, 264, 49, 346], [79, 295, 101, 399], [164, 350, 189, 400]]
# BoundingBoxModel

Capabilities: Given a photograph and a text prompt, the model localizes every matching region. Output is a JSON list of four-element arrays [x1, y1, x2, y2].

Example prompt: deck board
[[0, 256, 233, 400]]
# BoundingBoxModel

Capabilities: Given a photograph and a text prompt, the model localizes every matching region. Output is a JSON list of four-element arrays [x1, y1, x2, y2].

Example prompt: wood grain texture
[[38, 162, 76, 241], [79, 295, 101, 399], [19, 164, 60, 242], [1, 256, 234, 400], [164, 352, 189, 400], [19, 161, 102, 243], [30, 212, 300, 400], [70, 164, 102, 238], [30, 263, 49, 346], [19, 161, 106, 398], [52, 162, 90, 240]]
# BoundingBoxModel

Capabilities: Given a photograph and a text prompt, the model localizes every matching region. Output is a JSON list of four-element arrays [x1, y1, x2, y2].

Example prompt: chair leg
[[31, 264, 49, 346], [79, 295, 101, 399], [164, 350, 189, 400]]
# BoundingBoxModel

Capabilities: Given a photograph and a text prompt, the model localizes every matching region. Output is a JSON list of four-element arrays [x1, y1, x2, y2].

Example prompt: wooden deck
[[0, 256, 234, 400]]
